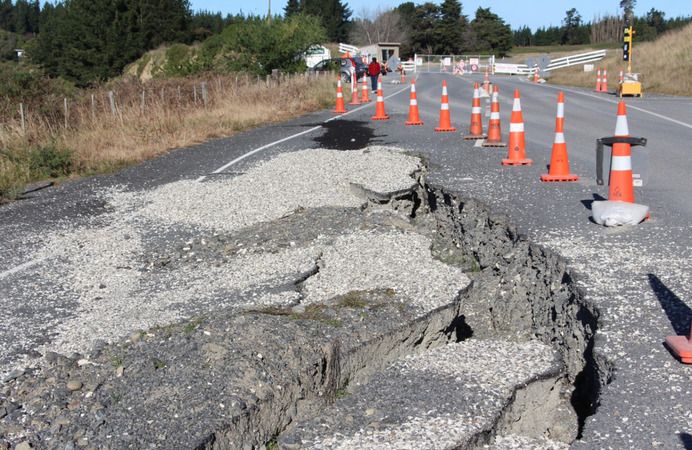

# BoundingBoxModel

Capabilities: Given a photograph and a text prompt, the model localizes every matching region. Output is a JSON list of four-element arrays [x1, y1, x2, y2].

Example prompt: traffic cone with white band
[[464, 82, 486, 140], [371, 76, 389, 120], [349, 75, 360, 105], [502, 89, 532, 166], [601, 69, 608, 93], [334, 78, 347, 113], [595, 69, 602, 92], [541, 92, 578, 182], [405, 80, 423, 126], [360, 74, 370, 103], [608, 101, 634, 202], [434, 80, 456, 132], [483, 85, 505, 147]]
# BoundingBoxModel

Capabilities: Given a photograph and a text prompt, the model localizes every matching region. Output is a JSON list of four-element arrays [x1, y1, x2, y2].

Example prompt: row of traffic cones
[[338, 75, 691, 366]]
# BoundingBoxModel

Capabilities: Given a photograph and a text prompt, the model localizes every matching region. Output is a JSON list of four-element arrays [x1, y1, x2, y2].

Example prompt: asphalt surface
[[1, 72, 691, 448]]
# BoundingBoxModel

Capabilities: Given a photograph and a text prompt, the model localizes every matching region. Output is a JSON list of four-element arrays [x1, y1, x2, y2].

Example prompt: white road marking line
[[474, 139, 484, 147], [0, 258, 43, 281], [538, 84, 692, 130], [196, 83, 412, 182]]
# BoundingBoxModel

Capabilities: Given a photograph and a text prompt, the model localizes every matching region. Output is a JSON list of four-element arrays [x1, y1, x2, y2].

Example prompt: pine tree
[[284, 0, 300, 17], [437, 0, 467, 54], [470, 7, 512, 55]]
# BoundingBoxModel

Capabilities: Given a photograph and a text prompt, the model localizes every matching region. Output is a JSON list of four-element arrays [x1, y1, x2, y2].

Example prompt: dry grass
[[0, 72, 335, 200], [548, 23, 692, 96]]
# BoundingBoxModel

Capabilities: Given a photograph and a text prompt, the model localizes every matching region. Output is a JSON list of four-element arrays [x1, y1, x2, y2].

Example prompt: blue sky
[[199, 1, 690, 30]]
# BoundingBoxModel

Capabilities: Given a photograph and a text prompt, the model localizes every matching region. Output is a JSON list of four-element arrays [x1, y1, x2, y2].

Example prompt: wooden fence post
[[140, 89, 146, 114], [64, 97, 68, 129], [91, 94, 96, 122], [201, 82, 208, 107], [19, 103, 26, 136], [193, 84, 198, 103], [108, 91, 116, 116]]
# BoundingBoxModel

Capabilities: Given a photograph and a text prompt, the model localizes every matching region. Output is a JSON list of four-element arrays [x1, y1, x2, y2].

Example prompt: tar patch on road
[[313, 120, 379, 150]]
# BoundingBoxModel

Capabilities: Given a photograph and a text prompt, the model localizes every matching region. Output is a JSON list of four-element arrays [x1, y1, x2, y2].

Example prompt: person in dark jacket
[[368, 57, 381, 92]]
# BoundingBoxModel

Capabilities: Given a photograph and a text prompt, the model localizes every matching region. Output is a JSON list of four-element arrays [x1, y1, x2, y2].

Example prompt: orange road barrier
[[541, 92, 579, 182], [601, 69, 608, 93], [595, 68, 602, 92], [608, 101, 635, 202], [334, 78, 347, 114], [666, 321, 692, 364], [502, 89, 532, 166], [483, 85, 506, 147], [360, 74, 370, 103], [434, 80, 456, 132], [371, 76, 389, 121], [405, 80, 424, 126], [463, 82, 486, 140]]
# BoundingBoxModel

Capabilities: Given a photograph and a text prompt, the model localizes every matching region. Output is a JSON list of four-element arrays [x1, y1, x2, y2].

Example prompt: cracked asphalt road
[[1, 72, 690, 448]]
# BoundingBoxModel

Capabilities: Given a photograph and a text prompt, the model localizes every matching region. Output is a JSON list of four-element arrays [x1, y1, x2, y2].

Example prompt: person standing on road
[[368, 57, 381, 92]]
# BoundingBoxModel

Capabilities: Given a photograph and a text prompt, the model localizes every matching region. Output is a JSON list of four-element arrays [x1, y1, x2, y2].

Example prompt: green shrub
[[28, 144, 74, 178]]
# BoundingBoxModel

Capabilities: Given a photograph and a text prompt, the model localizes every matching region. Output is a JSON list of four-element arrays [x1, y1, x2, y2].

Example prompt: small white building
[[359, 42, 400, 64], [14, 49, 24, 60], [304, 45, 331, 68]]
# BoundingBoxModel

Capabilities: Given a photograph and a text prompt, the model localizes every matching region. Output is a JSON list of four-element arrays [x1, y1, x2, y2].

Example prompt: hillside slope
[[548, 23, 692, 96]]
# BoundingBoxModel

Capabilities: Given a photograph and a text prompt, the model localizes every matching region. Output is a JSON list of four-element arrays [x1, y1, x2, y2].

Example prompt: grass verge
[[547, 23, 692, 96], [0, 72, 335, 202]]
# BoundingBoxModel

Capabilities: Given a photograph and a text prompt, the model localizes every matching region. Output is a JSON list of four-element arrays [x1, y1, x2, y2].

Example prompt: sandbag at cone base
[[666, 323, 692, 364], [482, 85, 505, 147], [463, 82, 487, 140], [541, 92, 578, 182], [371, 76, 389, 121], [592, 200, 649, 226], [334, 79, 347, 113], [502, 89, 532, 166], [434, 80, 456, 132], [405, 80, 423, 126]]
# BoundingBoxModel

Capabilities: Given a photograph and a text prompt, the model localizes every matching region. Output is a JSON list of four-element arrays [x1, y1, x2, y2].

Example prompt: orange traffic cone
[[349, 77, 360, 105], [483, 69, 490, 94], [405, 80, 423, 126], [334, 78, 347, 113], [601, 69, 608, 93], [360, 74, 370, 103], [483, 85, 505, 147], [619, 70, 624, 85], [608, 101, 634, 202], [400, 69, 406, 83], [533, 69, 540, 83], [595, 69, 602, 92], [463, 82, 486, 140], [371, 76, 389, 121], [666, 321, 692, 364], [434, 80, 456, 132], [502, 89, 532, 166], [541, 92, 578, 182]]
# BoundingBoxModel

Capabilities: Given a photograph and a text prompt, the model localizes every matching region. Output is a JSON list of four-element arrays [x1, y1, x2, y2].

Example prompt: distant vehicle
[[308, 58, 368, 83]]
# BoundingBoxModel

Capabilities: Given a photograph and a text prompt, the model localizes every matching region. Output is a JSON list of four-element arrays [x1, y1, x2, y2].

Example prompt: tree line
[[350, 1, 513, 57], [513, 7, 691, 47]]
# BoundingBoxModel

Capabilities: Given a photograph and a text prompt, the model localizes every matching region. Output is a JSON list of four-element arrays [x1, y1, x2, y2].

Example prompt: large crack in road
[[0, 147, 606, 449]]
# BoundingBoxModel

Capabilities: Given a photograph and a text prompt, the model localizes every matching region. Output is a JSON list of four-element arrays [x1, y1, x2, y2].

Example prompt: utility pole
[[267, 0, 271, 23]]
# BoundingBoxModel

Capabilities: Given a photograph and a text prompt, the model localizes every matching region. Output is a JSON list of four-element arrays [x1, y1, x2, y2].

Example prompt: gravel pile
[[2, 146, 441, 375], [110, 147, 423, 233], [303, 230, 467, 314], [280, 339, 561, 449]]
